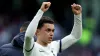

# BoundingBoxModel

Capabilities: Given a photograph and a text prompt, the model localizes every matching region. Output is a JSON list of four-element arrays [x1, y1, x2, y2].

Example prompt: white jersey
[[23, 9, 82, 56], [24, 40, 61, 56]]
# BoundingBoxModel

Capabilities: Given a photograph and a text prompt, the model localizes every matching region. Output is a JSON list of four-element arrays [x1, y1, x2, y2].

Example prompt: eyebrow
[[48, 28, 55, 31]]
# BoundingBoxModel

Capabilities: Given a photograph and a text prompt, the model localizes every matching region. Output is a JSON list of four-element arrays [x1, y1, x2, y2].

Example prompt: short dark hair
[[37, 16, 54, 29], [20, 21, 30, 32]]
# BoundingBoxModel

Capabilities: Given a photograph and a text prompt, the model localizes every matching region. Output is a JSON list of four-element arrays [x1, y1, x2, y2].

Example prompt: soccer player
[[23, 2, 82, 56]]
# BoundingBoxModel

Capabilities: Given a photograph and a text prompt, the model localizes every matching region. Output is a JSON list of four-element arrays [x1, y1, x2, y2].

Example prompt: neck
[[36, 39, 48, 47]]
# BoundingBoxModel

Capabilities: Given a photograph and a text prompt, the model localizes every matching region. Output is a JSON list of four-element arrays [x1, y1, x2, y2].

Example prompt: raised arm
[[61, 3, 82, 51], [23, 2, 51, 51]]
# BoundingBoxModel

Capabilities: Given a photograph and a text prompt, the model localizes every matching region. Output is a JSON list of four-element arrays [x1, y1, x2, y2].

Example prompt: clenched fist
[[40, 2, 51, 12], [71, 3, 82, 15]]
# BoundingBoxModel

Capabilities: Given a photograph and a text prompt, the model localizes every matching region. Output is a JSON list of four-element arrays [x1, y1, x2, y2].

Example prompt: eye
[[46, 28, 55, 32], [52, 29, 55, 32], [46, 29, 51, 32]]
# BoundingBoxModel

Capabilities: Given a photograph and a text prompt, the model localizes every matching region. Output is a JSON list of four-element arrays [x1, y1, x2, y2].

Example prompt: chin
[[48, 41, 52, 43]]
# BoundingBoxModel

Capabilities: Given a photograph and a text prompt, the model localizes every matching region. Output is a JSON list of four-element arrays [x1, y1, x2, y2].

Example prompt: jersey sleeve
[[61, 14, 82, 51], [23, 9, 44, 53]]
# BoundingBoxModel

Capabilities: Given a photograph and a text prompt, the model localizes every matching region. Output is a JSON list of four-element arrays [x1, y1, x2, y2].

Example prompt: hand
[[40, 2, 51, 12], [71, 3, 82, 15]]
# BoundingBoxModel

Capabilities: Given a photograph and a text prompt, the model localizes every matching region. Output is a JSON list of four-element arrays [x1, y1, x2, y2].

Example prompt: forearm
[[25, 9, 44, 38], [61, 14, 82, 51], [71, 13, 82, 39], [24, 9, 44, 50]]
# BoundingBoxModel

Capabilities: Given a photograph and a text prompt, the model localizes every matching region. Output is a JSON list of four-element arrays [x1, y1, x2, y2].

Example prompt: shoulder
[[0, 44, 10, 56], [0, 43, 20, 53], [49, 40, 60, 47], [0, 43, 14, 53], [51, 40, 60, 44], [0, 43, 23, 56], [1, 43, 12, 48], [14, 32, 25, 38]]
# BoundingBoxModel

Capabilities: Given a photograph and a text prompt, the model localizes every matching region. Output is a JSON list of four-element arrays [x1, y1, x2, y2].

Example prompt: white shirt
[[23, 9, 82, 56], [24, 40, 60, 56]]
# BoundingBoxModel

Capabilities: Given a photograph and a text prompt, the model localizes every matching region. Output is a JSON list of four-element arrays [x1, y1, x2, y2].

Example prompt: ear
[[20, 28, 23, 32], [35, 29, 40, 36]]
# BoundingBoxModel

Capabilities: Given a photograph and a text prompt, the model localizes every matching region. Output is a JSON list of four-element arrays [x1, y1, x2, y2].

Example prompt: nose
[[50, 32, 54, 37]]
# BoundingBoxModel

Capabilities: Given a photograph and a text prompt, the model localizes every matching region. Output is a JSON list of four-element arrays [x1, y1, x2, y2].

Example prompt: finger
[[71, 3, 75, 5], [75, 4, 81, 7], [43, 2, 51, 9], [71, 5, 74, 9], [78, 5, 81, 8], [47, 2, 51, 7], [45, 4, 48, 9], [47, 2, 51, 4], [73, 3, 77, 6], [76, 5, 82, 10], [71, 4, 76, 9]]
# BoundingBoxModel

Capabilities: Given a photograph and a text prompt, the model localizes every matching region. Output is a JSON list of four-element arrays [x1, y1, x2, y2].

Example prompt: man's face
[[37, 23, 55, 44]]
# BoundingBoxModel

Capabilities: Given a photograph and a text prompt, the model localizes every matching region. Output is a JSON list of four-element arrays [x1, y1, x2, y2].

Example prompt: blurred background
[[0, 0, 100, 56]]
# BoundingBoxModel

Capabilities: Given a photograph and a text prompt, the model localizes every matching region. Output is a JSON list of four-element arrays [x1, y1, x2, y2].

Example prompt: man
[[23, 2, 82, 56], [0, 21, 36, 56]]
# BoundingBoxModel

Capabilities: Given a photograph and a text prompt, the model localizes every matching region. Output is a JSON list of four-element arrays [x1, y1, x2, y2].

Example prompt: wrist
[[39, 9, 44, 13], [40, 8, 45, 12]]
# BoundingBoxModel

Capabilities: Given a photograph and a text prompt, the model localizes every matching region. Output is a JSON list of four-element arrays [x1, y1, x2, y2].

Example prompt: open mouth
[[49, 37, 52, 41]]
